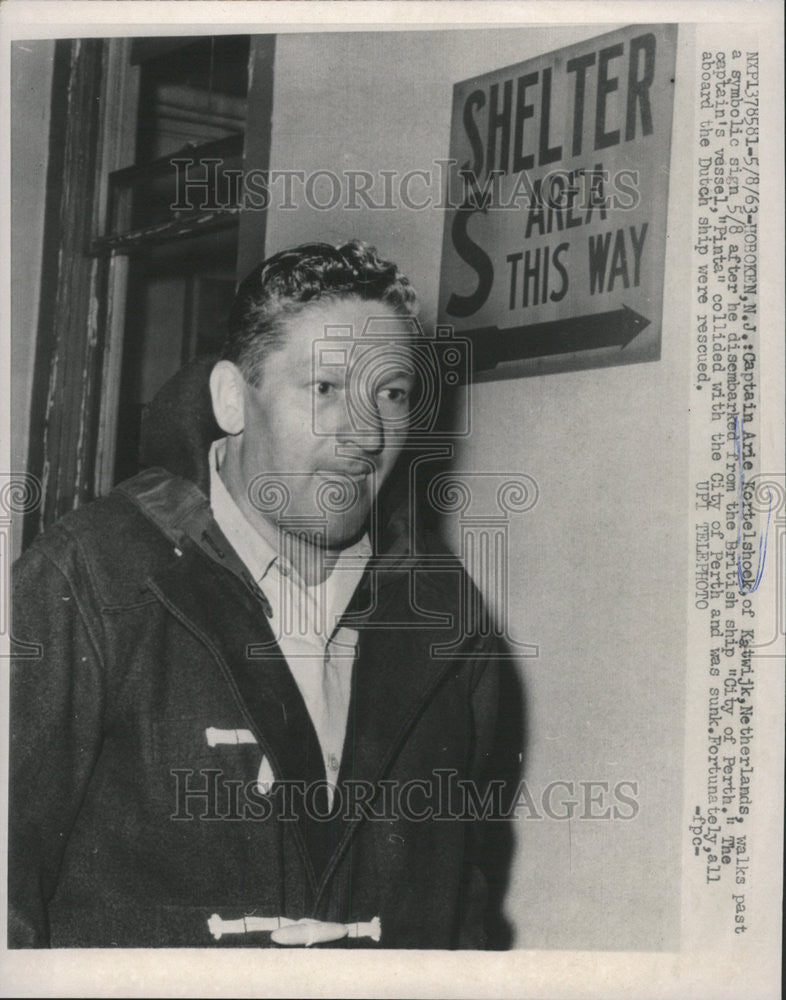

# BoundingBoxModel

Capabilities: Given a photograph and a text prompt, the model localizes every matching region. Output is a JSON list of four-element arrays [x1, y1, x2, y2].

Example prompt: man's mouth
[[316, 465, 373, 480]]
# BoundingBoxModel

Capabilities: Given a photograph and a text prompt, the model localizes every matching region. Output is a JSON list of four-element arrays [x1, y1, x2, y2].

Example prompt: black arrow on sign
[[462, 305, 651, 372]]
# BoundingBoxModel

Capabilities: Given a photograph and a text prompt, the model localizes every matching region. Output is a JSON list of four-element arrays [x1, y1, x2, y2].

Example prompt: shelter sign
[[438, 24, 677, 380]]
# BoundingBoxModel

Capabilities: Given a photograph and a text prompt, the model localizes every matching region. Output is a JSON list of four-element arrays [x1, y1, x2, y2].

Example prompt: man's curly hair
[[222, 240, 419, 386]]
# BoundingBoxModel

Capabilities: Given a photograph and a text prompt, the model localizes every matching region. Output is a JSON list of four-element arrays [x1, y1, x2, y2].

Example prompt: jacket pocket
[[153, 716, 278, 801]]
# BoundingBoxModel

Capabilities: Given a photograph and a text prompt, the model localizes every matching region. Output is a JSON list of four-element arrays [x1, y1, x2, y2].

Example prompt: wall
[[241, 24, 693, 950], [9, 40, 55, 560]]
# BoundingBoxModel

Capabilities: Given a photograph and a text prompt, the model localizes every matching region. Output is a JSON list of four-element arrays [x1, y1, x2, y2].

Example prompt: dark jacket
[[9, 360, 504, 949]]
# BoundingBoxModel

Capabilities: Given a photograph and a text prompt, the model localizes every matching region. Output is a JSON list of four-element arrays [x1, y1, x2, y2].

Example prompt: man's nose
[[337, 383, 384, 454]]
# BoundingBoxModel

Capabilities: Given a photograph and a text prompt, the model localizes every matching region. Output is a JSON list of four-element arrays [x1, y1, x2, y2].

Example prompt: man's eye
[[315, 381, 337, 397], [377, 386, 410, 404]]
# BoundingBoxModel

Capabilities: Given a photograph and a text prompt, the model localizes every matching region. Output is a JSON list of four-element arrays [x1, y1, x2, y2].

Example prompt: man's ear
[[209, 360, 246, 435]]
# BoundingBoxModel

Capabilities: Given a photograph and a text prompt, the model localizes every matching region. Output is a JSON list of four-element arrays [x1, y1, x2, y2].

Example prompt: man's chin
[[276, 504, 371, 552], [322, 510, 371, 551]]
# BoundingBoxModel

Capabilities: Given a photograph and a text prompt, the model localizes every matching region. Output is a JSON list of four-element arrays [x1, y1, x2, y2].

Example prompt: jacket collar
[[139, 354, 220, 496]]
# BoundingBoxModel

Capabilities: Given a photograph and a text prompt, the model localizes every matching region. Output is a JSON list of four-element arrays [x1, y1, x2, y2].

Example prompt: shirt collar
[[209, 439, 278, 583]]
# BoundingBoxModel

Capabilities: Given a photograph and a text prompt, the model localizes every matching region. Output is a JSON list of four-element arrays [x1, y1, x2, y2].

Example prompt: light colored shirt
[[208, 439, 371, 800]]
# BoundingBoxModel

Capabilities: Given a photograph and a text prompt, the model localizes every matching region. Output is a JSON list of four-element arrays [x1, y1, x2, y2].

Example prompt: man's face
[[232, 296, 416, 550]]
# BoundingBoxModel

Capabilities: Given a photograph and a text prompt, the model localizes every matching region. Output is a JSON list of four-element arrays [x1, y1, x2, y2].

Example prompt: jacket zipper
[[200, 528, 273, 618], [240, 568, 273, 618]]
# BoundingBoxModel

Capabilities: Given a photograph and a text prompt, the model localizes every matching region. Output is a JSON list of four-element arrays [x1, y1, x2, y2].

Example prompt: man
[[9, 240, 503, 949]]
